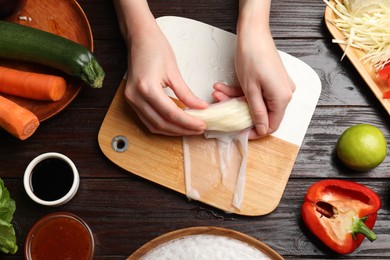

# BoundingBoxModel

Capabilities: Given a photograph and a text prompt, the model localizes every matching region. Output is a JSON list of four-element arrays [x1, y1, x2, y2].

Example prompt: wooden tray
[[98, 16, 321, 216], [127, 226, 283, 259], [1, 0, 93, 121], [324, 1, 390, 113]]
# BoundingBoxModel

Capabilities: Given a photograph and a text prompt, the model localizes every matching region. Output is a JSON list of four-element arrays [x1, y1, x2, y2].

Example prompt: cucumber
[[0, 21, 105, 88]]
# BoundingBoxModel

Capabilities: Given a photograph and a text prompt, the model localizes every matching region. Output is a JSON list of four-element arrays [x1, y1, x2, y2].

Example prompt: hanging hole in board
[[111, 135, 129, 152]]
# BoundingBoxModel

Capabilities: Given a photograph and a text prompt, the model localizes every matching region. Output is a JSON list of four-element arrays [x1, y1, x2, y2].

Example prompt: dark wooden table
[[1, 0, 389, 259]]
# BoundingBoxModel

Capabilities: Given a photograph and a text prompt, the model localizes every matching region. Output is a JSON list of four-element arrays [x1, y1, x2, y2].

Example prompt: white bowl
[[23, 152, 79, 206]]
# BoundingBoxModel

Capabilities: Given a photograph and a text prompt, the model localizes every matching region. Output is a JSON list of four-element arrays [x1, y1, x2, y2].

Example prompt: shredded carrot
[[383, 90, 390, 99], [0, 95, 40, 140], [0, 66, 67, 101], [379, 65, 390, 81]]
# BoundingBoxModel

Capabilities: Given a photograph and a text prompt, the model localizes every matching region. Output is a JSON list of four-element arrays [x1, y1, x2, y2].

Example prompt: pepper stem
[[353, 217, 377, 242]]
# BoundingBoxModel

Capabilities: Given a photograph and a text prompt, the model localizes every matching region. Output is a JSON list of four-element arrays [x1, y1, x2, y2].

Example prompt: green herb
[[0, 179, 17, 254]]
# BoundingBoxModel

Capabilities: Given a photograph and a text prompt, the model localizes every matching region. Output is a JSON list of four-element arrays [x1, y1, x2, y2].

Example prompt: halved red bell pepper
[[301, 179, 381, 254]]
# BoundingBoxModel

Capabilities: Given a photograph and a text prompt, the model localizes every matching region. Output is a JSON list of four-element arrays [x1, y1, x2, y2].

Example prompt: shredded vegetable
[[324, 0, 390, 71]]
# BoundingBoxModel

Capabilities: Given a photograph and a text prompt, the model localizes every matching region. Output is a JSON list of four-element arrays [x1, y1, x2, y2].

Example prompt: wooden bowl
[[1, 0, 93, 121]]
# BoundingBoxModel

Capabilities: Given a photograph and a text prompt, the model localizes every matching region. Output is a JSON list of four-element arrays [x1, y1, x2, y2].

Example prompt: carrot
[[0, 95, 39, 140], [0, 66, 67, 101]]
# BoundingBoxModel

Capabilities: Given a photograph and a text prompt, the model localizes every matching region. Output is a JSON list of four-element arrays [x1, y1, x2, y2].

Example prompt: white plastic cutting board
[[98, 16, 321, 216]]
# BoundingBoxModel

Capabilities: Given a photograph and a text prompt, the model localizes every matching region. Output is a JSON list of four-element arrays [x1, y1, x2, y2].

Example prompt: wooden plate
[[1, 0, 93, 121], [324, 1, 390, 113], [127, 226, 283, 259]]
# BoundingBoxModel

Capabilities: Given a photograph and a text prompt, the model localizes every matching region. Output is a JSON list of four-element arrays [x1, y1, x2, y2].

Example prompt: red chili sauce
[[28, 214, 93, 259]]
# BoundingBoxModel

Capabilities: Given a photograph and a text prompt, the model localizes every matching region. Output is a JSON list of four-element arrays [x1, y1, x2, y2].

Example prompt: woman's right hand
[[124, 25, 208, 136], [114, 0, 208, 136]]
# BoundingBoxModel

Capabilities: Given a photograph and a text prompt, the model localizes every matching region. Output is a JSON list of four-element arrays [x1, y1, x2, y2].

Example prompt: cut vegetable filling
[[324, 0, 390, 71]]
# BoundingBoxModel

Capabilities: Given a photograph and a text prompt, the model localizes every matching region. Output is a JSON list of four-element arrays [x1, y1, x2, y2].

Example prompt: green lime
[[336, 124, 387, 171]]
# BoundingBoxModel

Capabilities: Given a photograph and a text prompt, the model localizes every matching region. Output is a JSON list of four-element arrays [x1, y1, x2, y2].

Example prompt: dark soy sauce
[[31, 158, 74, 201]]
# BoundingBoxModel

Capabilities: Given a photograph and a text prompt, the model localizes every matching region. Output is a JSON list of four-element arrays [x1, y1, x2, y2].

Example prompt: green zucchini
[[0, 21, 104, 88]]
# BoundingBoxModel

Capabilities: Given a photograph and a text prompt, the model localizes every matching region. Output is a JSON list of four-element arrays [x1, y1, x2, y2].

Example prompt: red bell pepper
[[301, 179, 381, 254]]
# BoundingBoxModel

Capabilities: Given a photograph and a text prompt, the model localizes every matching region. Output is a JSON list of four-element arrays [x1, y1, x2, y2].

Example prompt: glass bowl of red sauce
[[25, 212, 94, 260]]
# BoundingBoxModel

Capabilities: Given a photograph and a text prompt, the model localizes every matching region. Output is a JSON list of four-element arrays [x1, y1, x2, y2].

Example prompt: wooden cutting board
[[98, 16, 321, 216]]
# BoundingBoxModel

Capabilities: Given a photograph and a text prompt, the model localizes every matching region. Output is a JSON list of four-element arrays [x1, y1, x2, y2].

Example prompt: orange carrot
[[0, 66, 67, 101], [0, 95, 40, 140]]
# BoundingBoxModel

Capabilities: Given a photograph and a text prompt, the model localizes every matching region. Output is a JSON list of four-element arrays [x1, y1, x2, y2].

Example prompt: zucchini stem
[[81, 58, 105, 88]]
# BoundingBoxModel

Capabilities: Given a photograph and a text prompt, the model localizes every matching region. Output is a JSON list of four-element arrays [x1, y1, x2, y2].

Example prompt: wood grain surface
[[0, 0, 389, 259]]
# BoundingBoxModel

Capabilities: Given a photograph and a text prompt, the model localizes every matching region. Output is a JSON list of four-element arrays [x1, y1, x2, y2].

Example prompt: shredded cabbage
[[185, 97, 253, 132], [324, 0, 390, 71]]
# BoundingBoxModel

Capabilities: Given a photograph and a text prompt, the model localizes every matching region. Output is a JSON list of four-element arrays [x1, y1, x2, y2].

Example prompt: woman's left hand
[[213, 28, 295, 140]]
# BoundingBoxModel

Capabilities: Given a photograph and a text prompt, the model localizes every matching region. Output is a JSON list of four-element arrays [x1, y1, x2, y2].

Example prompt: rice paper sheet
[[183, 129, 250, 211]]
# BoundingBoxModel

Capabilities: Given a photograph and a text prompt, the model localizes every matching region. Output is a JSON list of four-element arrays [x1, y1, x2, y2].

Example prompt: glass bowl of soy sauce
[[23, 152, 80, 206]]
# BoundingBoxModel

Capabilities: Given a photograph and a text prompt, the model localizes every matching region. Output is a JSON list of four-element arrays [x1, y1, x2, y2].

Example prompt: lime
[[336, 124, 387, 171]]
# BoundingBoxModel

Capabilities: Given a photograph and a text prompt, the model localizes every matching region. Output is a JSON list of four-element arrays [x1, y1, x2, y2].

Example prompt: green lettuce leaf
[[0, 220, 17, 254], [0, 179, 17, 254]]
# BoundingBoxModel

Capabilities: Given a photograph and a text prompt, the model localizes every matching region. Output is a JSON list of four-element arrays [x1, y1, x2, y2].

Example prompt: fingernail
[[256, 124, 268, 136], [198, 99, 208, 107], [198, 123, 206, 131]]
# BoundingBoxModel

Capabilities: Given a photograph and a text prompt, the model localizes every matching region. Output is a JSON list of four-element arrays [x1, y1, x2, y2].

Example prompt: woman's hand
[[114, 0, 208, 136], [125, 25, 208, 136], [235, 29, 295, 139], [214, 0, 296, 140]]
